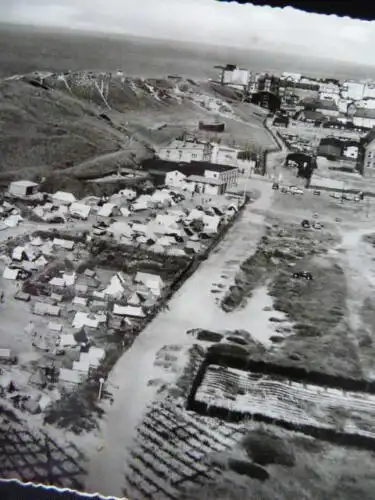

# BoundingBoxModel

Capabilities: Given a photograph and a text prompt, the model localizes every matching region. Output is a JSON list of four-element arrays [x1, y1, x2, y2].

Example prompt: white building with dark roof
[[8, 180, 39, 197], [158, 139, 213, 163]]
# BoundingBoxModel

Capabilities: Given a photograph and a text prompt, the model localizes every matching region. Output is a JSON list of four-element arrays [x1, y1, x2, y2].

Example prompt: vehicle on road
[[291, 187, 304, 195], [313, 190, 321, 196], [272, 183, 279, 190], [312, 221, 322, 229], [293, 271, 313, 280], [280, 186, 289, 194], [92, 228, 107, 236], [301, 219, 311, 229], [93, 221, 109, 229]]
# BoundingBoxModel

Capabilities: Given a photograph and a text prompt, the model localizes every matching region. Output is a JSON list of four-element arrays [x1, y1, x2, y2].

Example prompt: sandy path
[[334, 226, 375, 342], [85, 179, 276, 496]]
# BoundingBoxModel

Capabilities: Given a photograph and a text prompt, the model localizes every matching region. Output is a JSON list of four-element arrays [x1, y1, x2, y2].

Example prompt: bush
[[242, 428, 296, 467]]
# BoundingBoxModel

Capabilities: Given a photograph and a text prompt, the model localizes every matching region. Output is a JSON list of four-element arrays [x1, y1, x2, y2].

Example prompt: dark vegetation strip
[[187, 399, 375, 453], [190, 347, 375, 398]]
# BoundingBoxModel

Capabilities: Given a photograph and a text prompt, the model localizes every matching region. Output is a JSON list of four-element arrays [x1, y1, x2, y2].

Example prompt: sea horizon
[[0, 22, 375, 81]]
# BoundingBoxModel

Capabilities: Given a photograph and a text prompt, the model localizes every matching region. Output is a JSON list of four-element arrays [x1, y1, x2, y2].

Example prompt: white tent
[[113, 304, 145, 318], [108, 221, 133, 240], [59, 334, 76, 347], [128, 292, 141, 306], [72, 312, 99, 329], [3, 267, 19, 280], [135, 272, 164, 297], [30, 236, 43, 246], [12, 246, 27, 261], [69, 202, 91, 220], [120, 207, 131, 217], [103, 274, 126, 299], [53, 238, 75, 250], [52, 191, 76, 205], [4, 214, 22, 227], [97, 203, 115, 217]]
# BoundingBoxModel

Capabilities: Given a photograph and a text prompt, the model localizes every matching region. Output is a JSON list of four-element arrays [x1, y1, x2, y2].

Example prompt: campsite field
[[84, 165, 375, 499]]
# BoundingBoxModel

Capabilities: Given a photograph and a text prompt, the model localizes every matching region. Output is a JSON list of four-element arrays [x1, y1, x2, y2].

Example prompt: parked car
[[93, 221, 109, 229], [92, 228, 107, 236], [280, 186, 289, 193], [312, 221, 322, 229], [301, 219, 310, 229], [272, 183, 279, 190], [313, 190, 321, 196], [293, 271, 313, 280]]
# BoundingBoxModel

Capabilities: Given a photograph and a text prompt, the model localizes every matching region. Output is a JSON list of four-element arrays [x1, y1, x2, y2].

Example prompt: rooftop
[[354, 108, 375, 119], [10, 180, 38, 187], [187, 175, 225, 186], [142, 158, 238, 176]]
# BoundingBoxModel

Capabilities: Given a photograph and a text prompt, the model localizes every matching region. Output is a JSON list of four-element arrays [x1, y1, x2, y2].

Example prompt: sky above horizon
[[1, 0, 373, 65]]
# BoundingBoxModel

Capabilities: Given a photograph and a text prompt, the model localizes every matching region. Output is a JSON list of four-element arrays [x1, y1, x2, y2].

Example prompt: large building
[[142, 159, 239, 195], [157, 138, 213, 163], [352, 108, 375, 129], [211, 144, 256, 176], [256, 74, 281, 95], [222, 66, 249, 87]]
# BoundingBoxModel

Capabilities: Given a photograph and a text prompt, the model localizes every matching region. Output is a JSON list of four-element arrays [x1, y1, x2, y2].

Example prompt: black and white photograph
[[0, 1, 374, 499]]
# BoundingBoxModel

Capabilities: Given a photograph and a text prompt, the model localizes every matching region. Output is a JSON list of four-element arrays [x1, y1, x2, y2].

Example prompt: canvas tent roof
[[103, 275, 126, 298], [59, 334, 76, 347], [12, 246, 26, 260], [52, 191, 76, 204], [30, 236, 43, 246], [4, 214, 22, 227], [97, 203, 115, 217], [69, 203, 91, 219], [72, 312, 99, 329], [128, 292, 141, 306], [113, 304, 145, 318], [3, 267, 19, 280], [34, 302, 60, 316], [59, 368, 81, 384], [53, 238, 75, 250], [135, 272, 164, 295]]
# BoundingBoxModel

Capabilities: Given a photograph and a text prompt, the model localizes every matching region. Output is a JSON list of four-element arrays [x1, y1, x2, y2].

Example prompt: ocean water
[[0, 23, 374, 81]]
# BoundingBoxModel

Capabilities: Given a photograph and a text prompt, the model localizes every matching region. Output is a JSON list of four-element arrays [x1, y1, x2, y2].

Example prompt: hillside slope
[[0, 73, 275, 189], [0, 78, 137, 181]]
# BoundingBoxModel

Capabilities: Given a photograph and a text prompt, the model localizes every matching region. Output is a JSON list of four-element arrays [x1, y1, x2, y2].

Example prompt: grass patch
[[270, 261, 346, 337]]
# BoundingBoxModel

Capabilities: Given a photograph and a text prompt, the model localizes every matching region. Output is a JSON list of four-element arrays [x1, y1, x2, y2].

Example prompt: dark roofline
[[141, 158, 237, 176], [189, 161, 238, 172]]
